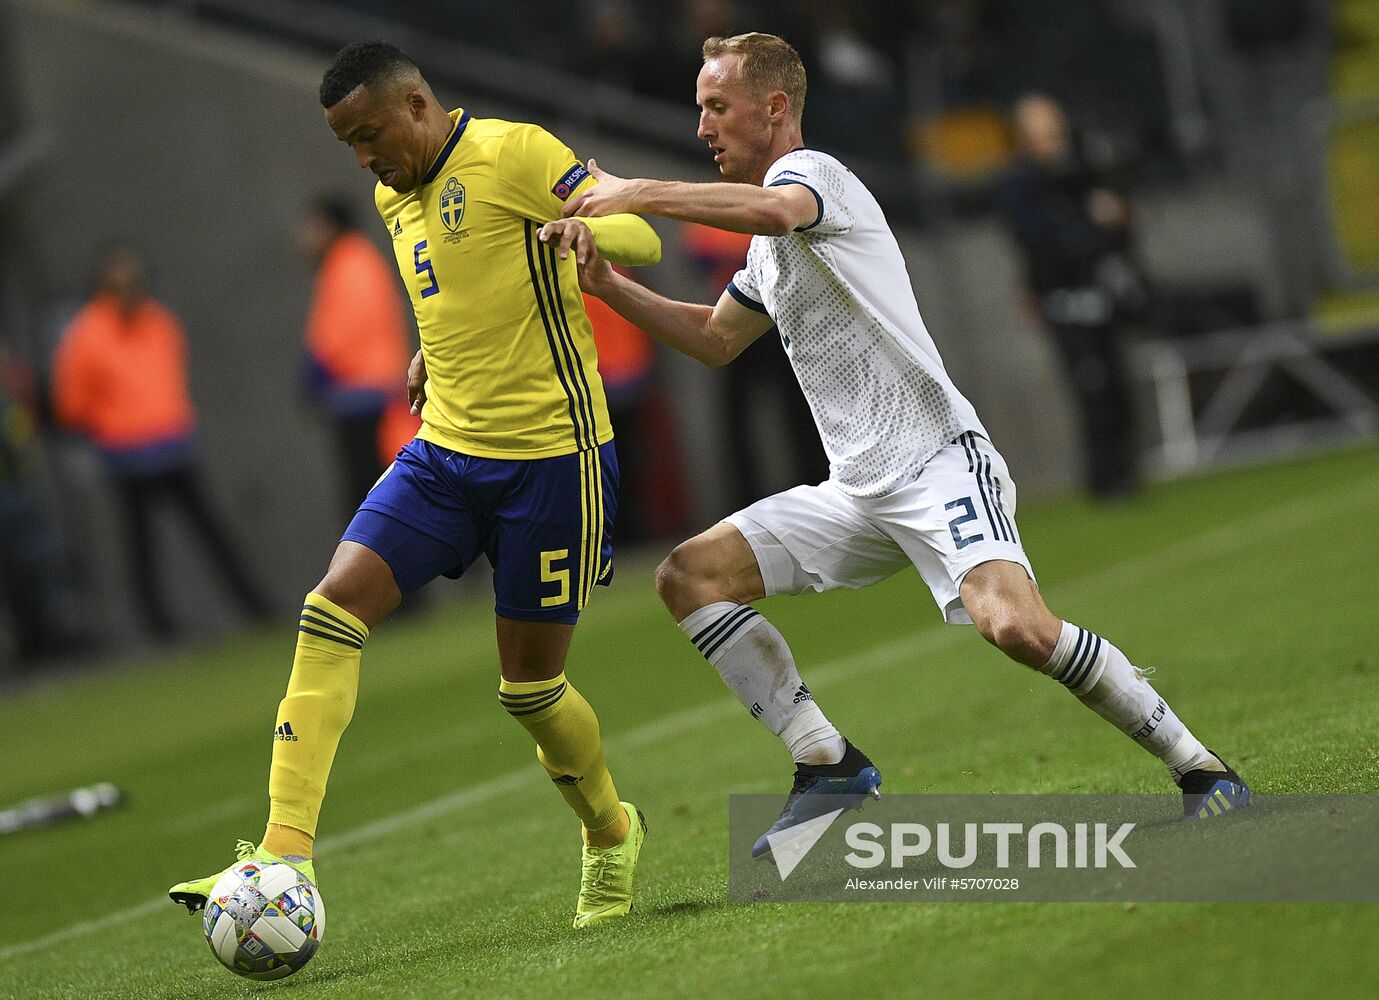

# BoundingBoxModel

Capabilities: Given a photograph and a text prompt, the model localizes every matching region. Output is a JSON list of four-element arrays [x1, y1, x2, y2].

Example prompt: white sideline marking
[[3, 474, 1374, 964]]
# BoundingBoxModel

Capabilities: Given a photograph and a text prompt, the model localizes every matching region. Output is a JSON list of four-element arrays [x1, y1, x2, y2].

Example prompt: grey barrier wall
[[9, 0, 385, 641], [2, 0, 1282, 647]]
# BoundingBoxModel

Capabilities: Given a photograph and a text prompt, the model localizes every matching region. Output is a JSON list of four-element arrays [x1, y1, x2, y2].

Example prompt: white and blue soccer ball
[[202, 860, 324, 980]]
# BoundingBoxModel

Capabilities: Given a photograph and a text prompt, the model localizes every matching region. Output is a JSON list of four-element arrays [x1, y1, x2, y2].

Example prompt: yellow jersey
[[376, 110, 641, 459]]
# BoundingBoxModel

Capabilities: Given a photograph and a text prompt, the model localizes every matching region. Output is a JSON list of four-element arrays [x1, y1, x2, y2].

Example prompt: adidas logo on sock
[[552, 773, 583, 786], [274, 722, 299, 742]]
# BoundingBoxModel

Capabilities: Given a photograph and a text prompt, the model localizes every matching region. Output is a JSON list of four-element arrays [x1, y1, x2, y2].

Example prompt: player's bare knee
[[976, 610, 1050, 667], [656, 544, 710, 620], [309, 577, 373, 627], [312, 543, 401, 628], [970, 609, 1001, 649], [659, 532, 756, 620], [653, 552, 683, 606]]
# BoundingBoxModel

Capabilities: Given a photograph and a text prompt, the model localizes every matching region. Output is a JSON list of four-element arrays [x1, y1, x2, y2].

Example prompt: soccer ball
[[202, 860, 325, 980]]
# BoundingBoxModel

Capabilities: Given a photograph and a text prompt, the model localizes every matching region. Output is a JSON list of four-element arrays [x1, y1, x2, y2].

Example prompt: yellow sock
[[262, 823, 314, 860], [265, 593, 367, 845], [499, 673, 623, 832]]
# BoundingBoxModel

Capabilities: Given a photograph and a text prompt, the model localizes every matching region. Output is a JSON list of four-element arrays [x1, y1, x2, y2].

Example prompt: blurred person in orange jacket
[[298, 197, 416, 520], [51, 244, 269, 638]]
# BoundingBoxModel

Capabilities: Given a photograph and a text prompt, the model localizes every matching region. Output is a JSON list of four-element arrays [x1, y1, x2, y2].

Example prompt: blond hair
[[702, 33, 806, 124]]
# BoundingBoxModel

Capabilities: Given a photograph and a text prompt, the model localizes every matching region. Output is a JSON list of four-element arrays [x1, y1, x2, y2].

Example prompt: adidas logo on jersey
[[274, 722, 299, 742], [392, 218, 402, 237]]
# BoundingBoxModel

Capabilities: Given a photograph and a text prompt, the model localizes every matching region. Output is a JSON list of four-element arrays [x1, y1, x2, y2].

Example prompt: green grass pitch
[[2, 444, 1377, 999]]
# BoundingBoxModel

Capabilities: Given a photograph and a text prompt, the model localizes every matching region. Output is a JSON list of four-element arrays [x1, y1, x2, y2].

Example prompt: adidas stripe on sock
[[1043, 620, 1217, 778], [678, 602, 845, 766]]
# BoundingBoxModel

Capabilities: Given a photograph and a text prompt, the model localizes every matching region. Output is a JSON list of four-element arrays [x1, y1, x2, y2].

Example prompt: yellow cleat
[[573, 802, 646, 928], [169, 840, 316, 914]]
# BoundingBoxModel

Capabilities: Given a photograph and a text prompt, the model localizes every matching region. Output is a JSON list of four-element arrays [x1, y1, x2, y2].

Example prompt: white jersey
[[729, 148, 986, 497]]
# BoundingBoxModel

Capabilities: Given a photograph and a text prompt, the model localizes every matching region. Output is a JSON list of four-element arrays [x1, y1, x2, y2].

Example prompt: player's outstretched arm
[[537, 216, 661, 268], [578, 214, 661, 266], [578, 244, 772, 368], [562, 160, 817, 236]]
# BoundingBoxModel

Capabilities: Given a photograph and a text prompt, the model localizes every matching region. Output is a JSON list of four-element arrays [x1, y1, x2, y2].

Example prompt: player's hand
[[560, 160, 636, 219], [536, 218, 597, 266], [407, 349, 427, 416], [575, 239, 615, 297]]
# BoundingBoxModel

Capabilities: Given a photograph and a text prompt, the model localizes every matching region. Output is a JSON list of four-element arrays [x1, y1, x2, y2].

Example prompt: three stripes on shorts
[[958, 432, 1017, 544]]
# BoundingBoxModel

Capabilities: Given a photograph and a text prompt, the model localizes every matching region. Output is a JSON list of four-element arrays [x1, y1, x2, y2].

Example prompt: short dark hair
[[319, 40, 418, 108]]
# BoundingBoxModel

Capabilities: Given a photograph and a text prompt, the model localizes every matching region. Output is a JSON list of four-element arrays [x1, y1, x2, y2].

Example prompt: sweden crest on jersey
[[440, 177, 465, 232]]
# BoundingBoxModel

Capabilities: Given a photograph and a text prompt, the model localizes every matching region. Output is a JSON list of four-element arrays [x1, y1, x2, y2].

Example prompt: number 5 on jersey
[[414, 240, 440, 298]]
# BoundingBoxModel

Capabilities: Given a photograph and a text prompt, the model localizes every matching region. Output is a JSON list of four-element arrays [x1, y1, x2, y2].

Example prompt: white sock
[[1042, 621, 1219, 781], [679, 602, 846, 765]]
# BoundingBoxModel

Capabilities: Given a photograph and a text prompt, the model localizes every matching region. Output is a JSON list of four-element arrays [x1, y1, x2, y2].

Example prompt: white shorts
[[726, 433, 1035, 625]]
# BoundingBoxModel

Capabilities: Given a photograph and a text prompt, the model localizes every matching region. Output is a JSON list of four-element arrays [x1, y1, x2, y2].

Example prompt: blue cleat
[[1180, 752, 1251, 820], [752, 740, 882, 860]]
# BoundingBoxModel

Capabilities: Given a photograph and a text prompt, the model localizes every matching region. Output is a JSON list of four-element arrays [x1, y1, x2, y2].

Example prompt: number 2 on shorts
[[944, 497, 985, 549]]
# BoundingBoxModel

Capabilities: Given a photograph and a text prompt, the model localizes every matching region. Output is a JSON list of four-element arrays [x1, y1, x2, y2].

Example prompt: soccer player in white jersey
[[564, 32, 1249, 853]]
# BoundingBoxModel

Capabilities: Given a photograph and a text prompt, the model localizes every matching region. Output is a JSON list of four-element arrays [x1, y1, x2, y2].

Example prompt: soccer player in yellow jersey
[[170, 41, 658, 929]]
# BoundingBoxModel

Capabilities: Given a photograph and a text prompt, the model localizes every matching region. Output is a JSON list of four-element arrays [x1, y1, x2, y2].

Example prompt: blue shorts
[[341, 438, 618, 624]]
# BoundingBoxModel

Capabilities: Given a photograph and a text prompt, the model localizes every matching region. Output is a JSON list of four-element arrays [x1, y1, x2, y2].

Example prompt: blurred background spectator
[[298, 196, 416, 522], [50, 244, 270, 639], [997, 93, 1147, 500]]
